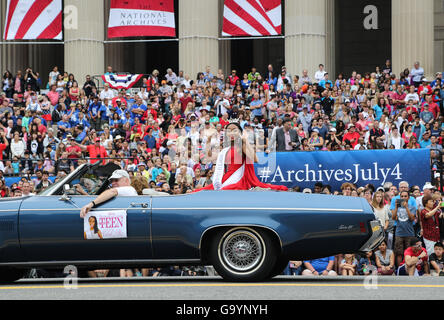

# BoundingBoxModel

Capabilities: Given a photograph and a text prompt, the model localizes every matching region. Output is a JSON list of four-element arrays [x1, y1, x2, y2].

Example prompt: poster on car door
[[84, 211, 127, 240]]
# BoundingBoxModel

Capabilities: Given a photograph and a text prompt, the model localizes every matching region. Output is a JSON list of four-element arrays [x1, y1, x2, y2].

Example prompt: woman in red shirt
[[420, 194, 442, 256]]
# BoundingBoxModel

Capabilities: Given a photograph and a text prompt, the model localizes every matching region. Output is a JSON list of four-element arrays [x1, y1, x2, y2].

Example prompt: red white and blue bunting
[[102, 74, 144, 90]]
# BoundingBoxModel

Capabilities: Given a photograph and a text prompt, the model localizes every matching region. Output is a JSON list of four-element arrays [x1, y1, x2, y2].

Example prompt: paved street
[[0, 276, 443, 300]]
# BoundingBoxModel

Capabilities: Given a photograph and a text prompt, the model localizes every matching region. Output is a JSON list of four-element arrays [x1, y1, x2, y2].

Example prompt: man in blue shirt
[[250, 92, 263, 120], [74, 125, 87, 143], [57, 114, 71, 139], [98, 102, 110, 129], [130, 97, 147, 121], [319, 73, 333, 89], [391, 190, 417, 267], [121, 111, 134, 126], [419, 131, 432, 148], [143, 127, 157, 150], [390, 181, 418, 211], [88, 96, 101, 130], [302, 256, 337, 276]]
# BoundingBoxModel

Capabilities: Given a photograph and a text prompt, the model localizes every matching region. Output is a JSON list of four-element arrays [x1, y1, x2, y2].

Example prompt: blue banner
[[5, 176, 56, 187], [255, 149, 431, 191]]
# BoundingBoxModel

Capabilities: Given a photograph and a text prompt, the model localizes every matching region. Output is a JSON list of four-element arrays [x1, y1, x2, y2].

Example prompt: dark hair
[[422, 194, 434, 207], [409, 238, 421, 247], [226, 122, 243, 133], [434, 242, 444, 249], [89, 216, 99, 234]]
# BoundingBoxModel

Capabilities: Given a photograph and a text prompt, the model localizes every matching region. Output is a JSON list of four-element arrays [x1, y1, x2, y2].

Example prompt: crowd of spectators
[[1, 60, 444, 277]]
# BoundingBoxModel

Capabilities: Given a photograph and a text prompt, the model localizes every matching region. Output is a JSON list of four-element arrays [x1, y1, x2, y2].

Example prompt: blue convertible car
[[0, 162, 384, 282]]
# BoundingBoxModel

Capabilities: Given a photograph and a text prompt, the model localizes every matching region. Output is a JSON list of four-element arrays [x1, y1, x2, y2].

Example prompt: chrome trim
[[17, 207, 363, 213], [130, 202, 149, 208], [155, 207, 363, 212], [199, 224, 283, 250], [19, 208, 138, 212], [0, 259, 202, 268]]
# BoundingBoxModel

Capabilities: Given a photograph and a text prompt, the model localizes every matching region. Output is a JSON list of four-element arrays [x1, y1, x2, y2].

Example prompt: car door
[[19, 195, 152, 262]]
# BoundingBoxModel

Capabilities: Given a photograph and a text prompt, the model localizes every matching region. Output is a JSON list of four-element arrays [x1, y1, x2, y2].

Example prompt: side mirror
[[59, 184, 72, 202]]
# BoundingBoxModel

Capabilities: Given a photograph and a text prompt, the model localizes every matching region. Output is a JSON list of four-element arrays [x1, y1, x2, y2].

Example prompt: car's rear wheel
[[209, 227, 278, 282], [0, 268, 24, 283]]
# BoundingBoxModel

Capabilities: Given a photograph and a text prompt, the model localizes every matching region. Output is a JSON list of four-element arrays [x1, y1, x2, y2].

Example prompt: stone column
[[392, 0, 435, 78], [434, 0, 444, 73], [64, 0, 105, 84], [285, 0, 327, 79], [218, 0, 231, 76], [179, 0, 219, 80], [325, 0, 336, 78]]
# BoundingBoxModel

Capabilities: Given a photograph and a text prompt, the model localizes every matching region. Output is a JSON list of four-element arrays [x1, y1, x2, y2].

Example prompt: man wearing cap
[[137, 162, 150, 181], [80, 169, 138, 218], [418, 78, 432, 96], [421, 95, 440, 119], [416, 183, 435, 221], [66, 134, 82, 162], [342, 124, 360, 148]]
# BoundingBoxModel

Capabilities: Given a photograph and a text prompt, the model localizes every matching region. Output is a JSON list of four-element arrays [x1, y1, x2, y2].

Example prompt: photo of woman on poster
[[84, 216, 103, 240]]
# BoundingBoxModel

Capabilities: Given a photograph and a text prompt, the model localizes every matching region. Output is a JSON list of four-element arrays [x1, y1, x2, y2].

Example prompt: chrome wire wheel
[[219, 229, 265, 274]]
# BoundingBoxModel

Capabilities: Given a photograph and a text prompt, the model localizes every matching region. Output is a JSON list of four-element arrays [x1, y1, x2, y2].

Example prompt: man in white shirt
[[80, 170, 138, 218], [411, 61, 424, 87], [214, 94, 230, 117], [21, 181, 35, 197], [48, 66, 59, 86], [314, 64, 327, 83], [100, 83, 115, 100], [165, 68, 178, 85], [301, 69, 312, 84]]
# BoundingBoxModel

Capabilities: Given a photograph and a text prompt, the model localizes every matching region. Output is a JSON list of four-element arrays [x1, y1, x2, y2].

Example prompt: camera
[[395, 199, 402, 207]]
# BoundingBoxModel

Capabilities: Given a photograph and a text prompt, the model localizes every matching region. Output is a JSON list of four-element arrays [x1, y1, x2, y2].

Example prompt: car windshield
[[38, 164, 89, 196], [38, 162, 118, 196]]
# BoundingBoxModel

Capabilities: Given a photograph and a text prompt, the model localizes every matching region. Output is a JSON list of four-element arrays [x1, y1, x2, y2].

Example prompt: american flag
[[222, 0, 282, 37], [3, 0, 62, 40]]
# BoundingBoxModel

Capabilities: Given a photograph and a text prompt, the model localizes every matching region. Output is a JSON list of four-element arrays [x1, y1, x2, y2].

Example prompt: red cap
[[17, 94, 23, 98], [95, 137, 100, 142]]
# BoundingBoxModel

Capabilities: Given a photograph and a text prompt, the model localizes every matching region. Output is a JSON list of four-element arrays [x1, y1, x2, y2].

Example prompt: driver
[[74, 178, 98, 196], [80, 170, 137, 218]]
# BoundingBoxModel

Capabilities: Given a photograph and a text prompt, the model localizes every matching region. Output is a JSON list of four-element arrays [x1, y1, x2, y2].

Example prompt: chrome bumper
[[359, 220, 385, 253]]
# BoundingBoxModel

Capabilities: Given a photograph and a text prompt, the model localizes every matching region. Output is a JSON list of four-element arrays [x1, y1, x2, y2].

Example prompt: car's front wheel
[[0, 268, 24, 283], [209, 227, 278, 282]]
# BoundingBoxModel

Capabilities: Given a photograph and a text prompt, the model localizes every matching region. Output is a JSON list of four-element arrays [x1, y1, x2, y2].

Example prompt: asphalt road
[[1, 276, 443, 300]]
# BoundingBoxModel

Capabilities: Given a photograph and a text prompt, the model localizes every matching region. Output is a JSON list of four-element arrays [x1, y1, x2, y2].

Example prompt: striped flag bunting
[[222, 0, 282, 37], [108, 0, 176, 38], [102, 74, 144, 90], [3, 0, 62, 40]]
